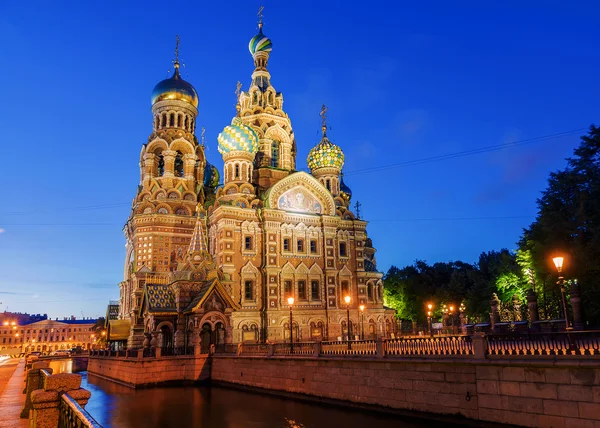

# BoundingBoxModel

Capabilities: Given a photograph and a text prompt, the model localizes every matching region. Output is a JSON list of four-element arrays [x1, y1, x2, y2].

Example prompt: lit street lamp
[[344, 295, 352, 350], [427, 303, 433, 337], [553, 256, 571, 330], [359, 304, 365, 340], [287, 296, 295, 353]]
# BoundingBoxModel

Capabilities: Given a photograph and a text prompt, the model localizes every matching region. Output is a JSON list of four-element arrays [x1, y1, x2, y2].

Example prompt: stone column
[[183, 154, 196, 181], [143, 153, 156, 184], [512, 294, 522, 322], [570, 280, 584, 330], [30, 373, 91, 428], [490, 293, 501, 329], [162, 149, 177, 179], [527, 289, 539, 329]]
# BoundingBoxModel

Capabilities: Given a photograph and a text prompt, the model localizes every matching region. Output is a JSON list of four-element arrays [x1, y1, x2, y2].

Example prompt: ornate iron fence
[[239, 343, 269, 356], [320, 340, 377, 356], [486, 331, 600, 356], [58, 392, 102, 428], [385, 336, 473, 356]]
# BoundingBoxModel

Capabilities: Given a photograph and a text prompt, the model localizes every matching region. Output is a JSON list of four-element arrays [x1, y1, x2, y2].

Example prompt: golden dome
[[151, 65, 198, 108]]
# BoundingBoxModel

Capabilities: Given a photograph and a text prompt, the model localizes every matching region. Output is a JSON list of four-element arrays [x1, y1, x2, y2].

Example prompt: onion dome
[[217, 118, 259, 155], [307, 133, 345, 172], [339, 174, 352, 203], [249, 29, 273, 55], [203, 161, 220, 188], [151, 64, 199, 108]]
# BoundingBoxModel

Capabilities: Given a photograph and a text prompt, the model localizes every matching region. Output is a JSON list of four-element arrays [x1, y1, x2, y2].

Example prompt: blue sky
[[0, 1, 598, 318]]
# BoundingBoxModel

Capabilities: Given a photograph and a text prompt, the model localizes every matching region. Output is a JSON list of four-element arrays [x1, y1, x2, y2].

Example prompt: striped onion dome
[[249, 29, 273, 55]]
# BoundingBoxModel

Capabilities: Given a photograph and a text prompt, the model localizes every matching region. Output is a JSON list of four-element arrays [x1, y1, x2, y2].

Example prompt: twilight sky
[[0, 1, 598, 319]]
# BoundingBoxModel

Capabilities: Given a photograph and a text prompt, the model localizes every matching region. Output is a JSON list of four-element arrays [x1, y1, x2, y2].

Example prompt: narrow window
[[244, 281, 253, 300], [157, 154, 165, 176], [271, 142, 280, 167], [284, 280, 292, 298], [311, 280, 319, 299], [245, 236, 252, 250], [161, 114, 167, 127], [169, 113, 175, 127], [174, 151, 184, 177], [367, 283, 373, 299], [310, 240, 317, 254], [340, 242, 347, 257], [283, 238, 290, 251], [184, 116, 188, 130], [235, 164, 240, 179], [326, 179, 331, 191], [342, 281, 349, 296], [298, 281, 306, 300], [297, 239, 304, 252]]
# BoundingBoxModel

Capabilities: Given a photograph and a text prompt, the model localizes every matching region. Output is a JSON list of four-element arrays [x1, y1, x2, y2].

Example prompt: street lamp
[[427, 303, 433, 337], [359, 304, 365, 340], [553, 256, 571, 330], [344, 295, 352, 349], [287, 296, 295, 353], [449, 305, 455, 332]]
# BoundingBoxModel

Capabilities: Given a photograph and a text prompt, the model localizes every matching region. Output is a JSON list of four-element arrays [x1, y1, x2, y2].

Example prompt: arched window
[[367, 283, 373, 299], [169, 113, 175, 127], [244, 280, 254, 300], [253, 92, 258, 104], [268, 92, 273, 104], [174, 151, 184, 177], [311, 280, 319, 300], [298, 280, 306, 300], [326, 179, 331, 191], [161, 114, 167, 128], [271, 142, 280, 168], [157, 154, 165, 176], [184, 116, 188, 130], [235, 164, 240, 179]]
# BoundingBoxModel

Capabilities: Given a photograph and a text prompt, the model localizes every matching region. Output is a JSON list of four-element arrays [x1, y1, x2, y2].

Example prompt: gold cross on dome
[[174, 35, 180, 63], [258, 6, 264, 28], [320, 104, 328, 130]]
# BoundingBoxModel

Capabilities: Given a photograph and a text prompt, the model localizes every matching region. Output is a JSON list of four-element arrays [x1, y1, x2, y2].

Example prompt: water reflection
[[55, 359, 465, 428]]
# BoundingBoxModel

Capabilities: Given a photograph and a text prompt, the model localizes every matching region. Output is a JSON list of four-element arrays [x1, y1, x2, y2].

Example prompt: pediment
[[264, 172, 335, 216]]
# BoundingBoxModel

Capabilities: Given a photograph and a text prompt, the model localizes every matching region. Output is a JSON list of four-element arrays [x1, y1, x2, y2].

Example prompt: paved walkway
[[0, 359, 30, 428]]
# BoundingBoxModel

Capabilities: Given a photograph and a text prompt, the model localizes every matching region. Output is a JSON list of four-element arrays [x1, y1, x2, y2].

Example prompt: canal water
[[48, 360, 466, 428]]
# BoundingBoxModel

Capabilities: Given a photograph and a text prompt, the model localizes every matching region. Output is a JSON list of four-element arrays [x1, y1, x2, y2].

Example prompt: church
[[115, 17, 396, 350]]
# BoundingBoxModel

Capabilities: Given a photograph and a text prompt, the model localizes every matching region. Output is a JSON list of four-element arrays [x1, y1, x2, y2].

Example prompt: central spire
[[187, 205, 209, 257]]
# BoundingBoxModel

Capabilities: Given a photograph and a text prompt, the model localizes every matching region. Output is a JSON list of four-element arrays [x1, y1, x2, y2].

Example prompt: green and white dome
[[217, 118, 259, 155]]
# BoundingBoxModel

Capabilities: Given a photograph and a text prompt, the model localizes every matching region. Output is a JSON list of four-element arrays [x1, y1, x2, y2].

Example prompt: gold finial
[[201, 126, 206, 147], [320, 104, 328, 135], [195, 203, 202, 216], [173, 35, 181, 70], [258, 5, 264, 31]]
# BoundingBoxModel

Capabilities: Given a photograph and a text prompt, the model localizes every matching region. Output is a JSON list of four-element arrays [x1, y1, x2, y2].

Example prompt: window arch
[[169, 113, 175, 127], [235, 164, 240, 179], [174, 151, 184, 177], [271, 141, 280, 168], [157, 154, 165, 176]]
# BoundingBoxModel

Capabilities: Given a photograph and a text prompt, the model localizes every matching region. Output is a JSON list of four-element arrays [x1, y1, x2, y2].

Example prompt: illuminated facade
[[0, 319, 97, 354], [118, 21, 395, 349]]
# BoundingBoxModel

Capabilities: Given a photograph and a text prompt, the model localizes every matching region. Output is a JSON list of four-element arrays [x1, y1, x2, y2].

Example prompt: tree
[[518, 125, 600, 326]]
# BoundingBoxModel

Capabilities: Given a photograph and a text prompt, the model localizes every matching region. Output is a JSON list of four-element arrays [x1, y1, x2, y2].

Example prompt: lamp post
[[359, 304, 365, 340], [449, 305, 455, 333], [344, 295, 351, 350], [287, 297, 295, 353], [552, 256, 571, 331], [427, 303, 433, 337]]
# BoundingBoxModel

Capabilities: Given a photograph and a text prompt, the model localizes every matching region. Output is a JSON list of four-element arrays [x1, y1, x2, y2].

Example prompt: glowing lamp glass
[[359, 304, 365, 312], [287, 297, 295, 306], [553, 257, 564, 272], [344, 295, 351, 304]]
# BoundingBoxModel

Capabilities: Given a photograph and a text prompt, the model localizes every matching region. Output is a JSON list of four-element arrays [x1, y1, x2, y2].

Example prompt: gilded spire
[[201, 126, 206, 148], [320, 104, 328, 136], [235, 81, 242, 115]]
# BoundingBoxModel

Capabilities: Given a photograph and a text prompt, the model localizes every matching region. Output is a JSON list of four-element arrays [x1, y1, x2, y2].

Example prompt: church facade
[[116, 22, 395, 349]]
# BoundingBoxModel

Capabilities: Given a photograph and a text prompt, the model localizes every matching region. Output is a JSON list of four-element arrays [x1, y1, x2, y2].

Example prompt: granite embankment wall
[[210, 356, 600, 428], [87, 356, 210, 387]]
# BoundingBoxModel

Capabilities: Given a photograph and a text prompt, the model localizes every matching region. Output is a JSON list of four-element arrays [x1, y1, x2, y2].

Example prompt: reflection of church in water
[[116, 18, 396, 350]]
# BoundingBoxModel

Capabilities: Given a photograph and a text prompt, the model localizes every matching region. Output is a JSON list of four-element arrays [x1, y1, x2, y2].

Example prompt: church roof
[[145, 284, 177, 313], [184, 279, 217, 312]]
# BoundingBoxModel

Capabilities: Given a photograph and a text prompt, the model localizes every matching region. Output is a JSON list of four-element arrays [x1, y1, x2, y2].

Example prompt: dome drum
[[221, 150, 256, 162], [152, 99, 198, 116]]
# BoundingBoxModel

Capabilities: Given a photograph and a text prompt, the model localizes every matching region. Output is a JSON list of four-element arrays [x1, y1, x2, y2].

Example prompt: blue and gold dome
[[340, 174, 352, 202], [307, 134, 345, 172], [249, 29, 273, 55], [217, 118, 259, 155], [151, 66, 199, 108], [203, 161, 220, 188]]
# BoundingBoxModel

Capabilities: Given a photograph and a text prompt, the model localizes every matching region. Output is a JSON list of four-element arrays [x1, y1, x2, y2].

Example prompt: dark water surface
[[49, 360, 466, 428]]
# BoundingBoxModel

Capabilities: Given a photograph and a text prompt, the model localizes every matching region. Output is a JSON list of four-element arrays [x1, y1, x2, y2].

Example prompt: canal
[[48, 359, 468, 428]]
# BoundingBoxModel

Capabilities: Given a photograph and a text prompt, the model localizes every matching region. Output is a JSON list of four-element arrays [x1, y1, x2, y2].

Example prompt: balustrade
[[320, 340, 377, 356], [273, 342, 315, 356], [385, 336, 473, 356]]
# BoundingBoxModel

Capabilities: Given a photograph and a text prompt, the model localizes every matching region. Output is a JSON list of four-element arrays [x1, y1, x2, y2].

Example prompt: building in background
[[115, 18, 395, 349], [0, 317, 97, 354]]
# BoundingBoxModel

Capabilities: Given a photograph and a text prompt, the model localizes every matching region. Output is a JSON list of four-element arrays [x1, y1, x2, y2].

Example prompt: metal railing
[[487, 331, 600, 356], [161, 346, 194, 356], [58, 392, 102, 428], [142, 348, 156, 358], [320, 340, 377, 356], [385, 336, 473, 356], [273, 342, 315, 356], [237, 343, 269, 356]]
